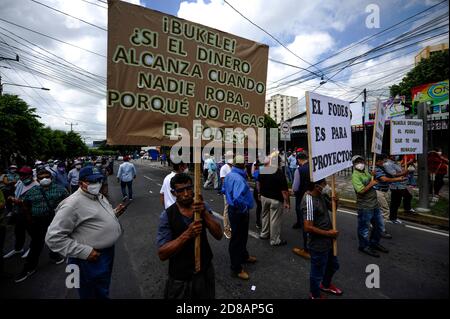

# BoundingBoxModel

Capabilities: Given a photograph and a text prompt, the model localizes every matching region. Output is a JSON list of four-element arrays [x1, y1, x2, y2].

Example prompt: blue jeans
[[120, 181, 133, 199], [357, 208, 382, 249], [310, 249, 339, 298], [68, 246, 115, 299]]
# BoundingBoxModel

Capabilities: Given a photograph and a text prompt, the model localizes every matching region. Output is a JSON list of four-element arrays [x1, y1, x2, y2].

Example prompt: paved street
[[1, 160, 448, 299]]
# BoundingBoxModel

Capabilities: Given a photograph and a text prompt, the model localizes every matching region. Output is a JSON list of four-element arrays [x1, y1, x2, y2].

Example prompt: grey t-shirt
[[301, 193, 333, 252]]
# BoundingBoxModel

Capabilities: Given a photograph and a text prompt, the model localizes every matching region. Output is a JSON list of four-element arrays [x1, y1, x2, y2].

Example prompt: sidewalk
[[331, 171, 449, 230]]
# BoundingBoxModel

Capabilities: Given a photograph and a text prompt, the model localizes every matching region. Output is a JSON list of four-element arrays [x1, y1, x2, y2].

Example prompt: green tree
[[0, 94, 43, 167], [63, 131, 88, 159], [390, 50, 449, 101], [263, 113, 278, 128]]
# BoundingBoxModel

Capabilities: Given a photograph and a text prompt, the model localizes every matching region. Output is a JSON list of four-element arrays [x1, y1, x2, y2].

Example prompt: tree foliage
[[0, 94, 88, 167], [390, 50, 449, 101]]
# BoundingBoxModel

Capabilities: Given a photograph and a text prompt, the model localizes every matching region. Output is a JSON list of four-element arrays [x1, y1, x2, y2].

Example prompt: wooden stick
[[331, 174, 338, 256], [371, 152, 377, 181], [194, 161, 201, 273]]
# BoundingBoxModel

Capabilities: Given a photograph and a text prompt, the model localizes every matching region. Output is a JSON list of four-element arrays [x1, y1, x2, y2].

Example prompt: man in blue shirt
[[223, 155, 255, 280], [117, 156, 137, 201]]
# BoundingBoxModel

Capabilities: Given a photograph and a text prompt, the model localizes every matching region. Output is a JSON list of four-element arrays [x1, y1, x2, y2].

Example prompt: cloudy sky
[[0, 0, 448, 143]]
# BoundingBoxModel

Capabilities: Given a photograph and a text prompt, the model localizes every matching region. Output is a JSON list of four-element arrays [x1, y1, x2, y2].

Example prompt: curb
[[339, 198, 449, 230]]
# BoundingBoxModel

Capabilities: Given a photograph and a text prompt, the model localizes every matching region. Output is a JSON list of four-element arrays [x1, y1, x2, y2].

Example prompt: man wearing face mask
[[2, 165, 19, 215], [46, 166, 125, 299], [3, 166, 38, 259], [157, 173, 222, 299], [54, 162, 69, 191], [160, 161, 188, 209], [351, 155, 387, 258], [68, 160, 82, 194], [13, 169, 68, 283], [302, 179, 342, 299]]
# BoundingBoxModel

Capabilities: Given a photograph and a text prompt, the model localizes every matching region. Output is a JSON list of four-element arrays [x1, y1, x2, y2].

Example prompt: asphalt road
[[1, 160, 448, 299]]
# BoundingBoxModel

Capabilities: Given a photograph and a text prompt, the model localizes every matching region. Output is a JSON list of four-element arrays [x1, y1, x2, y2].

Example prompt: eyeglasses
[[173, 185, 194, 193]]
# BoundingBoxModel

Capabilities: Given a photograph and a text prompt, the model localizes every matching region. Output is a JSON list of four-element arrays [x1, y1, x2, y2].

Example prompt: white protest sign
[[390, 119, 423, 155], [280, 121, 291, 141], [306, 92, 353, 182], [371, 99, 386, 154]]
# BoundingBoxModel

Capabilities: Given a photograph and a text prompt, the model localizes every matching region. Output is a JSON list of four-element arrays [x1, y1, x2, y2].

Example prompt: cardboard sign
[[306, 92, 353, 182], [390, 119, 423, 155], [107, 0, 269, 145], [371, 99, 386, 154]]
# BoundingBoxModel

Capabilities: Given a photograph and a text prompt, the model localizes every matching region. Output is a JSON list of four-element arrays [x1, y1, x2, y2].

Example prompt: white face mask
[[87, 183, 102, 195], [96, 163, 102, 167], [355, 163, 365, 171], [183, 168, 189, 173], [39, 178, 52, 186], [75, 165, 82, 170]]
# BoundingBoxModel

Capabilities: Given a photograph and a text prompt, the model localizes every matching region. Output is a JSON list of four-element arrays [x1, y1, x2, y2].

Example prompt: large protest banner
[[390, 119, 423, 155], [107, 0, 269, 146], [371, 99, 386, 155], [306, 92, 353, 182]]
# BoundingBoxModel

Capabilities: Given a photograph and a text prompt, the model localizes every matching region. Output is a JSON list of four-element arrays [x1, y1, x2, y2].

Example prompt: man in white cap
[[220, 151, 234, 239]]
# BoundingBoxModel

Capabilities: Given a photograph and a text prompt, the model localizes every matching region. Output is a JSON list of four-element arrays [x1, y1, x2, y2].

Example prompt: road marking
[[405, 225, 449, 237], [337, 209, 357, 216], [212, 211, 259, 239], [338, 209, 448, 237], [157, 183, 162, 186], [149, 190, 153, 194], [143, 175, 153, 181]]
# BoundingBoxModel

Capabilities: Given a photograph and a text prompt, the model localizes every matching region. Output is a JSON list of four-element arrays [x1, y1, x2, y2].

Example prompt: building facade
[[265, 94, 298, 124]]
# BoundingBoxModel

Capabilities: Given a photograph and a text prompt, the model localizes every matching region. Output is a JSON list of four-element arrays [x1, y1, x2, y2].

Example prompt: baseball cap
[[351, 155, 364, 163], [18, 166, 32, 175], [79, 166, 104, 182]]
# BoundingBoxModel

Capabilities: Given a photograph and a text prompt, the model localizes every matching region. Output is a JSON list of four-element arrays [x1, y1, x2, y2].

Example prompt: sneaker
[[390, 219, 402, 224], [320, 283, 343, 296], [271, 240, 287, 246], [371, 244, 389, 253], [359, 247, 380, 257], [122, 196, 128, 202], [52, 257, 66, 265], [405, 209, 417, 215], [292, 247, 311, 259], [255, 224, 261, 231], [3, 249, 24, 259], [236, 270, 249, 280], [246, 256, 257, 264], [309, 293, 326, 299], [223, 230, 232, 239], [14, 269, 36, 283], [380, 232, 392, 239], [21, 248, 30, 259]]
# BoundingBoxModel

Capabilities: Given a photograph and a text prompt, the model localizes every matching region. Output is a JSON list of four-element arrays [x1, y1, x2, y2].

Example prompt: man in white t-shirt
[[160, 162, 188, 209], [220, 151, 234, 239]]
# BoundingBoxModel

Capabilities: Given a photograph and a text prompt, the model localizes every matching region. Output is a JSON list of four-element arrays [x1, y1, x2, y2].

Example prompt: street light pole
[[0, 76, 50, 96]]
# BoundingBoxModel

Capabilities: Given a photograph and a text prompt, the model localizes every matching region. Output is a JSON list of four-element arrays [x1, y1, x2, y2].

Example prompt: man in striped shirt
[[302, 179, 342, 299]]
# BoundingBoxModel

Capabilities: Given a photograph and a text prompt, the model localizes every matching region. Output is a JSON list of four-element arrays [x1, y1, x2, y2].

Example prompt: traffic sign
[[280, 121, 291, 141]]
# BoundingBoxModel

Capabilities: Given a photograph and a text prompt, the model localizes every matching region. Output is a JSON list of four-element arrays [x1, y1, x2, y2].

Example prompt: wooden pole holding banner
[[372, 152, 377, 181], [331, 174, 338, 256], [194, 159, 201, 273]]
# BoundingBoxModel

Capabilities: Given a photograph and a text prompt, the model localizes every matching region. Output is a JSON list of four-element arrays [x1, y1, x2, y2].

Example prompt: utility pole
[[417, 102, 430, 212], [65, 122, 78, 132], [0, 54, 19, 96]]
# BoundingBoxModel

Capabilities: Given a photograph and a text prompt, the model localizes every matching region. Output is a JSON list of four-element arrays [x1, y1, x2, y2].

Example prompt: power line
[[223, 0, 324, 79], [0, 18, 106, 58], [30, 0, 107, 31], [79, 0, 107, 9]]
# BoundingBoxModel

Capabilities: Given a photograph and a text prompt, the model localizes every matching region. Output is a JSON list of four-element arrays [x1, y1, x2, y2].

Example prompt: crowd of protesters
[[0, 147, 447, 300]]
